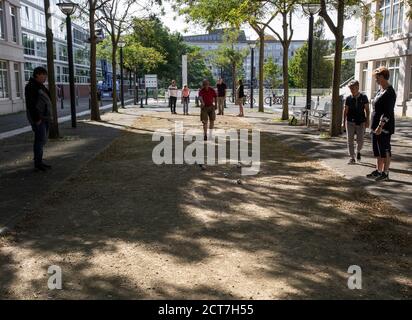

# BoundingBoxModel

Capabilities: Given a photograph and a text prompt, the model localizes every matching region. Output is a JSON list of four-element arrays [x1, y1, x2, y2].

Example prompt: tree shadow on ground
[[0, 113, 411, 299]]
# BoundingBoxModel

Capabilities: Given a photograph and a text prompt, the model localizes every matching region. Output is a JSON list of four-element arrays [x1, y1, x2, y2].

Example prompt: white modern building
[[0, 0, 105, 115], [20, 0, 97, 101], [355, 0, 412, 117], [0, 0, 25, 114], [183, 29, 305, 87]]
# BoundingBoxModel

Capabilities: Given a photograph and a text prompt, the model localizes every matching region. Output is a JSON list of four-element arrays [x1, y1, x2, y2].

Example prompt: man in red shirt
[[198, 79, 217, 141]]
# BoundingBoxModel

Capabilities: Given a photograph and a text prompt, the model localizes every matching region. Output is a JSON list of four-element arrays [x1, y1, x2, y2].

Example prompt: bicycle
[[265, 94, 293, 105], [244, 95, 256, 105]]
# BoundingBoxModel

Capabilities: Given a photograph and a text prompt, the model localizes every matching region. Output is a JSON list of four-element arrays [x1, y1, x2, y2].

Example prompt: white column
[[182, 54, 188, 87]]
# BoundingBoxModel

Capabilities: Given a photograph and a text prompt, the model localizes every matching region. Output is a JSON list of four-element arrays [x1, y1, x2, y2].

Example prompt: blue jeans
[[31, 121, 49, 166], [182, 97, 189, 114]]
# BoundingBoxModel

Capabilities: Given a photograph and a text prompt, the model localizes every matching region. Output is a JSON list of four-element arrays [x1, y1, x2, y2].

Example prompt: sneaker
[[366, 170, 381, 179], [357, 152, 361, 161], [348, 158, 356, 165], [375, 172, 389, 181], [41, 163, 52, 169], [34, 164, 47, 172]]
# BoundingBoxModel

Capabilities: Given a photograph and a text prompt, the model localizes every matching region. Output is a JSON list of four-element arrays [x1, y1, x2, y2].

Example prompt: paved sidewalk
[[243, 110, 412, 214], [0, 95, 136, 135]]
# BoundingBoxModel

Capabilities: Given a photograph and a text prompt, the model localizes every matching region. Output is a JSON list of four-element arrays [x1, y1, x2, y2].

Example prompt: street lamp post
[[302, 2, 321, 126], [118, 40, 126, 109], [57, 2, 78, 128], [249, 42, 256, 109]]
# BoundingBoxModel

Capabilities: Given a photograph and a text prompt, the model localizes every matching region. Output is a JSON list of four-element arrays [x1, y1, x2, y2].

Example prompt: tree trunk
[[281, 13, 290, 120], [258, 32, 264, 112], [111, 46, 118, 113], [232, 62, 236, 102], [44, 0, 59, 138], [135, 68, 139, 104], [330, 2, 344, 137], [89, 2, 100, 121]]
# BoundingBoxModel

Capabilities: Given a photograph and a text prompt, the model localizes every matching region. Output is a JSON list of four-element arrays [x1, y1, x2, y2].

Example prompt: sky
[[158, 2, 360, 41]]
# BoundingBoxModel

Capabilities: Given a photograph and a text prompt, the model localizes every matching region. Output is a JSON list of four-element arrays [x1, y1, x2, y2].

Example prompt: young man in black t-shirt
[[367, 66, 396, 181], [344, 80, 370, 164], [216, 78, 227, 115]]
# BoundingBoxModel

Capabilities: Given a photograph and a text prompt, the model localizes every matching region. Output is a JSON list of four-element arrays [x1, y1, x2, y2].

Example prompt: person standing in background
[[182, 85, 190, 115], [236, 79, 245, 117], [367, 66, 396, 181], [25, 67, 53, 172], [168, 80, 178, 114], [216, 78, 227, 115], [344, 80, 370, 164]]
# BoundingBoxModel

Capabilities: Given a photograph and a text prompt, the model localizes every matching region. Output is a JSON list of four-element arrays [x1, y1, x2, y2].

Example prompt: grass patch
[[319, 131, 331, 139], [272, 117, 289, 123]]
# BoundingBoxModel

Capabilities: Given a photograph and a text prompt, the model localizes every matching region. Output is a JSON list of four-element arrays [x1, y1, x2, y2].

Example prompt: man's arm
[[343, 105, 348, 129], [25, 85, 41, 124], [364, 103, 370, 127], [375, 92, 394, 134], [198, 94, 205, 108]]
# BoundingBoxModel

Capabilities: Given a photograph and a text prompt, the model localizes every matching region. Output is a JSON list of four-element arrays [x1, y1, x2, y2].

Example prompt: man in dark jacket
[[25, 67, 53, 171]]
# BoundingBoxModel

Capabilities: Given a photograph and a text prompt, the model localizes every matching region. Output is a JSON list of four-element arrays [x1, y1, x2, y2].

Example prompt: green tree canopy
[[288, 18, 333, 88], [131, 16, 187, 87], [263, 57, 282, 89], [97, 36, 166, 74], [186, 46, 215, 89]]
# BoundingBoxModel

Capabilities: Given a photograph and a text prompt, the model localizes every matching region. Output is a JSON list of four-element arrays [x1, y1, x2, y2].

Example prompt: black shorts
[[371, 132, 392, 158]]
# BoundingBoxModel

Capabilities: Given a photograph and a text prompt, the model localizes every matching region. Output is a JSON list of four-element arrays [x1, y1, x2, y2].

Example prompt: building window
[[361, 63, 368, 93], [10, 6, 18, 42], [388, 58, 400, 91], [0, 0, 4, 39], [379, 0, 404, 37], [14, 63, 21, 98], [380, 0, 391, 36], [21, 5, 30, 29], [363, 5, 372, 42], [62, 67, 69, 83], [36, 37, 47, 58], [73, 28, 87, 45], [0, 60, 9, 99], [23, 33, 35, 55], [58, 44, 68, 61], [391, 0, 404, 34], [24, 62, 32, 81], [34, 10, 45, 33]]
